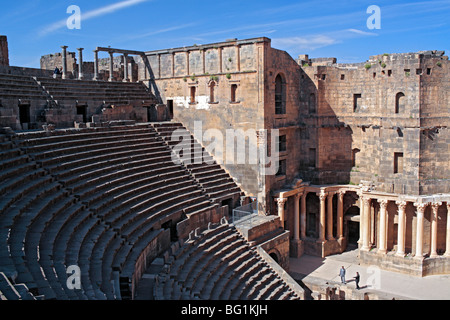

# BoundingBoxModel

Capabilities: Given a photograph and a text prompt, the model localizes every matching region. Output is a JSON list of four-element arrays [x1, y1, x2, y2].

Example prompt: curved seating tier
[[0, 122, 241, 300], [153, 123, 244, 205], [0, 73, 48, 101], [154, 223, 301, 300], [35, 77, 157, 107]]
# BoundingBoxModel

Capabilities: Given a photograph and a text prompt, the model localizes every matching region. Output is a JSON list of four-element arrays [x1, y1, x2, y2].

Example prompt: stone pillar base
[[290, 239, 304, 258]]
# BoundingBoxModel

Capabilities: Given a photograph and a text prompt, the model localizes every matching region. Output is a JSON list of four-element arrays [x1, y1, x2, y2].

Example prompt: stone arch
[[395, 92, 405, 114], [208, 80, 216, 103], [268, 248, 281, 264]]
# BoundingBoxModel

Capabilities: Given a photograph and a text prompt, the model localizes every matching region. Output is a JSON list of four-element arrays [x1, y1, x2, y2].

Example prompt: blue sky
[[1, 0, 449, 68]]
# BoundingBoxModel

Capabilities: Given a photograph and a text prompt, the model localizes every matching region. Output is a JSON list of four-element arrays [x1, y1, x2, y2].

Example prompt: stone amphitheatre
[[0, 34, 449, 301]]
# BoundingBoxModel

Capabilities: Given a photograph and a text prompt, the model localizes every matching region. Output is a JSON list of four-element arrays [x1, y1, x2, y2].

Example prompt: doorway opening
[[167, 100, 174, 119], [19, 103, 31, 126], [76, 105, 87, 123]]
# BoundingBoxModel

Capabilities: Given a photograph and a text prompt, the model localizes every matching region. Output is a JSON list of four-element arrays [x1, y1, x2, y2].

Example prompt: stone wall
[[0, 35, 9, 66], [40, 51, 77, 73]]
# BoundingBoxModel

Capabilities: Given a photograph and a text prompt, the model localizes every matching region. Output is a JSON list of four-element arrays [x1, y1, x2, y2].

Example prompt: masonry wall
[[263, 47, 303, 215], [41, 52, 77, 73], [419, 55, 450, 194], [299, 52, 449, 196]]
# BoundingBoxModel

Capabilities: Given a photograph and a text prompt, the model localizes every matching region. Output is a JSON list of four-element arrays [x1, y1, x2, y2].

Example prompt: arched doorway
[[269, 252, 279, 263], [344, 206, 360, 249]]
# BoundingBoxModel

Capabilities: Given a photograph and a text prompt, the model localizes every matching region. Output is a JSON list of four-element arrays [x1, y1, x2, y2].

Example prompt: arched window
[[190, 86, 196, 104], [395, 92, 405, 114], [209, 81, 216, 103], [275, 74, 286, 114], [230, 84, 238, 103]]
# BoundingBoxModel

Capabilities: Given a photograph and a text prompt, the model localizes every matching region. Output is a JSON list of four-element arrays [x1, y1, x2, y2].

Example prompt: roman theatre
[[0, 35, 449, 300]]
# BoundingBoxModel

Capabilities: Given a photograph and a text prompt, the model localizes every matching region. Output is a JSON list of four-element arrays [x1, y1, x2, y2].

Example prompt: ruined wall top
[[0, 35, 9, 67], [298, 50, 448, 69], [144, 37, 271, 56]]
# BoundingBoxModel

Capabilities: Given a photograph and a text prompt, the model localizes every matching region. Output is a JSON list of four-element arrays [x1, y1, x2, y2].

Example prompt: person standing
[[354, 272, 360, 290], [339, 266, 346, 284]]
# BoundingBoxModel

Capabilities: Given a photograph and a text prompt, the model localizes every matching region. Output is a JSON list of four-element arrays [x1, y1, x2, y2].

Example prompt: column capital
[[61, 45, 68, 49], [338, 190, 345, 199], [431, 202, 442, 210], [294, 193, 301, 200], [378, 199, 389, 209], [396, 200, 408, 210], [414, 202, 427, 213], [317, 192, 327, 201], [77, 47, 84, 51], [361, 196, 371, 206], [276, 197, 287, 208]]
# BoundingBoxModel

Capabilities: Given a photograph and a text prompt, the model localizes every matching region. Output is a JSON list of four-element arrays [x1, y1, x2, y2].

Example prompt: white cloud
[[272, 28, 379, 54], [272, 35, 339, 51], [38, 0, 150, 37], [346, 28, 378, 36]]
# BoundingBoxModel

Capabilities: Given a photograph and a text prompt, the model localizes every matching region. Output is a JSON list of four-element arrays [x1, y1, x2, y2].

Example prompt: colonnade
[[276, 189, 450, 259], [276, 190, 346, 243], [60, 45, 143, 82]]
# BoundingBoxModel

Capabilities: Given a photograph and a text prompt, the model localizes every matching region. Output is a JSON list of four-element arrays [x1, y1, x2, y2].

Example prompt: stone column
[[378, 199, 388, 254], [77, 48, 84, 80], [395, 201, 407, 256], [358, 196, 364, 246], [109, 51, 114, 82], [123, 54, 129, 82], [300, 192, 307, 239], [327, 192, 335, 240], [93, 50, 99, 81], [445, 203, 450, 257], [430, 202, 442, 258], [61, 46, 68, 79], [337, 191, 344, 239], [294, 193, 300, 241], [414, 203, 427, 259], [318, 192, 327, 242], [361, 197, 371, 251], [276, 198, 287, 229]]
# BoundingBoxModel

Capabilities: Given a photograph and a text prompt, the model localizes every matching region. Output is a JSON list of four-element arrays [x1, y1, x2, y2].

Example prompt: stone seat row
[[23, 131, 160, 161], [0, 73, 42, 85], [153, 123, 244, 203], [154, 223, 300, 300], [15, 124, 155, 146]]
